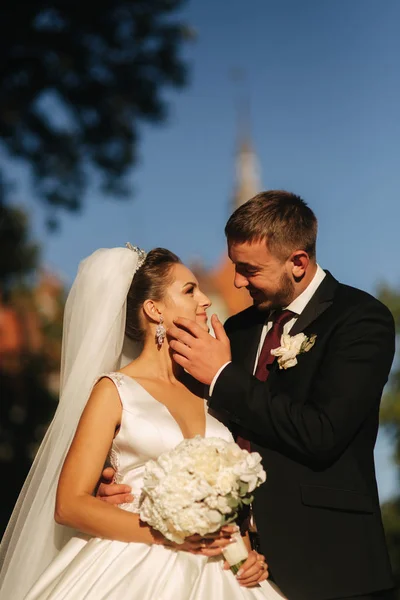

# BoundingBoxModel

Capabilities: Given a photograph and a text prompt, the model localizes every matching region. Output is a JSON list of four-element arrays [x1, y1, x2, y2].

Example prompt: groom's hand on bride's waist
[[97, 467, 134, 505], [168, 314, 231, 385]]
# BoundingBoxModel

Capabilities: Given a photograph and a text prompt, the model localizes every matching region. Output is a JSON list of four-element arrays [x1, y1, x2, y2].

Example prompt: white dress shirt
[[209, 264, 326, 394]]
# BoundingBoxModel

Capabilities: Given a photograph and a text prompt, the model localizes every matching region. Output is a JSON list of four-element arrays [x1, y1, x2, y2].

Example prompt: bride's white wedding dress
[[25, 373, 286, 600]]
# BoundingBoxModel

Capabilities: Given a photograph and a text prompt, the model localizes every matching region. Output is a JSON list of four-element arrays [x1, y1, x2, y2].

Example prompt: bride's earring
[[155, 315, 166, 348]]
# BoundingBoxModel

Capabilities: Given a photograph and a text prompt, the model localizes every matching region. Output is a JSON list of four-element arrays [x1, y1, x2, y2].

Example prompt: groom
[[166, 191, 396, 600]]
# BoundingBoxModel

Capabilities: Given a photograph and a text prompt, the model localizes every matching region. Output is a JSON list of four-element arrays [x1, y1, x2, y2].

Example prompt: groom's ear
[[290, 251, 310, 279], [143, 299, 162, 324]]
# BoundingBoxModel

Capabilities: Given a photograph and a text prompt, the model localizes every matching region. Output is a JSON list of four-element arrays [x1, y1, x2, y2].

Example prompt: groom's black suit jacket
[[209, 272, 395, 600]]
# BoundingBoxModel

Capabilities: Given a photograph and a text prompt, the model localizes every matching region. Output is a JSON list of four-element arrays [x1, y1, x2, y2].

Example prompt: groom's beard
[[252, 271, 295, 312]]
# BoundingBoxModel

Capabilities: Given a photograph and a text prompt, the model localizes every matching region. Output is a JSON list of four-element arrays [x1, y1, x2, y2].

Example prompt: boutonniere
[[270, 333, 317, 370]]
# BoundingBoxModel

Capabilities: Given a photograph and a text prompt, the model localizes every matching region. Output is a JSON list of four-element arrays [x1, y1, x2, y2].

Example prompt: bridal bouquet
[[139, 436, 266, 572]]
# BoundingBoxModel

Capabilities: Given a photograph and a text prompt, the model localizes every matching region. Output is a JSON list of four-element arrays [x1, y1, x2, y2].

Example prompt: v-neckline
[[118, 373, 208, 441]]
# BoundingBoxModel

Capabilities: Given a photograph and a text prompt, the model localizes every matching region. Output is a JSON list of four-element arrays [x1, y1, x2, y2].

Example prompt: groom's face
[[228, 240, 295, 311]]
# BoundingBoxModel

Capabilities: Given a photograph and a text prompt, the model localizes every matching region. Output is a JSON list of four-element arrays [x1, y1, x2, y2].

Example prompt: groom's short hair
[[225, 190, 317, 260]]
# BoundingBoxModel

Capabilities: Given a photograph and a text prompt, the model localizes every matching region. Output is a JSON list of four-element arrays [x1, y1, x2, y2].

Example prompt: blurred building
[[193, 119, 262, 322], [0, 271, 64, 392]]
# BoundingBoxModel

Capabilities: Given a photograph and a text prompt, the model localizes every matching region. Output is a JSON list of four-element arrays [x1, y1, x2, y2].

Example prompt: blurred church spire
[[190, 72, 261, 320], [232, 77, 261, 211]]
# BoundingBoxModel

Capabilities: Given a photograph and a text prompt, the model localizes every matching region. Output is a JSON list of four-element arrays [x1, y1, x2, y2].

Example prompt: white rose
[[244, 451, 263, 470], [280, 333, 306, 354], [216, 471, 237, 495], [271, 333, 306, 370]]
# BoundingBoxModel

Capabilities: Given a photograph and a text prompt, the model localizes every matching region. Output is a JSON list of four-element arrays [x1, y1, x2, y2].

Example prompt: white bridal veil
[[0, 246, 142, 599]]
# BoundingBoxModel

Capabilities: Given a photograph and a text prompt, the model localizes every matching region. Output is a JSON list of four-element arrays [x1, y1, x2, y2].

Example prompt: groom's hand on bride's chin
[[96, 467, 134, 505], [168, 314, 231, 385]]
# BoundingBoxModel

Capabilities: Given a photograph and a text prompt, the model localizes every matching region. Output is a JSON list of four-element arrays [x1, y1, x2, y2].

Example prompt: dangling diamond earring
[[155, 315, 166, 348]]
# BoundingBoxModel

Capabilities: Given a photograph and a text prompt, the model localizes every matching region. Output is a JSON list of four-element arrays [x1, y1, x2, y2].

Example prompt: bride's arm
[[55, 378, 161, 545]]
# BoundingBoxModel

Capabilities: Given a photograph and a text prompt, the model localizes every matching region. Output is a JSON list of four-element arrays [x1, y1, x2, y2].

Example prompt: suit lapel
[[290, 271, 338, 335]]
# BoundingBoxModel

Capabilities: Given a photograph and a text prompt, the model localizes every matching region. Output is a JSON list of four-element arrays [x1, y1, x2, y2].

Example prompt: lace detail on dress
[[109, 447, 122, 484], [108, 371, 124, 387], [108, 447, 141, 514], [93, 371, 124, 391]]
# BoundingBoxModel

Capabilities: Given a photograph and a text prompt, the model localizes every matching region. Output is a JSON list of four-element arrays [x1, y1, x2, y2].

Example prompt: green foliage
[[378, 284, 400, 329], [382, 499, 400, 582], [379, 285, 400, 596], [0, 1, 189, 227], [0, 178, 39, 288]]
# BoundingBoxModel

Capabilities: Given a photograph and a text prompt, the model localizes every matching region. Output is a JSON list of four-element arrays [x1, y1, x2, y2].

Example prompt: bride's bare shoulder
[[90, 375, 123, 405]]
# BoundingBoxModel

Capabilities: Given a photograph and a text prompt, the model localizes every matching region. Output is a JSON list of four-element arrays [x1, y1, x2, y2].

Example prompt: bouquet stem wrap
[[222, 530, 249, 574]]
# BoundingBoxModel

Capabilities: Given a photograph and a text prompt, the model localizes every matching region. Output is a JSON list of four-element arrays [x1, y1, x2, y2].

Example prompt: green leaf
[[241, 495, 254, 505]]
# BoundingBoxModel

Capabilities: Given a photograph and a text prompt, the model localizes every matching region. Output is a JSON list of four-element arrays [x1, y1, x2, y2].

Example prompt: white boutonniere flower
[[270, 333, 317, 370]]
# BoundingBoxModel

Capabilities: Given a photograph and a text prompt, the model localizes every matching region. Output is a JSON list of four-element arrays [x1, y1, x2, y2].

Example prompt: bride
[[0, 245, 285, 599]]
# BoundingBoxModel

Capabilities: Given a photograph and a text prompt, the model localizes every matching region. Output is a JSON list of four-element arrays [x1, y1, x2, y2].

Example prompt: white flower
[[206, 494, 232, 514], [215, 471, 237, 495], [139, 436, 266, 543], [238, 452, 266, 492], [270, 333, 317, 370]]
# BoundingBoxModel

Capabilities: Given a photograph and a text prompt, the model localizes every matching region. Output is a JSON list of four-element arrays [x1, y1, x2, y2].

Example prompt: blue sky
[[7, 0, 400, 499]]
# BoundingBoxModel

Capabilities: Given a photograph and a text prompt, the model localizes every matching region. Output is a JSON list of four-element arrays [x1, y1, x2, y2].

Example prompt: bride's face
[[160, 263, 211, 331]]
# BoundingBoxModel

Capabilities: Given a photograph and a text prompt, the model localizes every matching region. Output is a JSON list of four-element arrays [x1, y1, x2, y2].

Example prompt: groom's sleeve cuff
[[209, 362, 231, 396]]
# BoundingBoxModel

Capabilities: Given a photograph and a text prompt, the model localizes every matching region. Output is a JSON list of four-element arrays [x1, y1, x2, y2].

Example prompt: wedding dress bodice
[[105, 372, 234, 513]]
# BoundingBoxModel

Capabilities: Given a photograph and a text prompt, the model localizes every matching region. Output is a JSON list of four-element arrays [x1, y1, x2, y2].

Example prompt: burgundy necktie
[[254, 309, 295, 381], [236, 309, 295, 451], [235, 309, 295, 546]]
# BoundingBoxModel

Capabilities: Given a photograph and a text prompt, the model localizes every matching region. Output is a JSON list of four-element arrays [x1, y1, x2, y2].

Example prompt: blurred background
[[0, 0, 399, 592]]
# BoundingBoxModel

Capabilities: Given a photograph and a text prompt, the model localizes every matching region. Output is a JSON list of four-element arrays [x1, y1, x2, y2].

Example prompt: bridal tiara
[[125, 242, 147, 271]]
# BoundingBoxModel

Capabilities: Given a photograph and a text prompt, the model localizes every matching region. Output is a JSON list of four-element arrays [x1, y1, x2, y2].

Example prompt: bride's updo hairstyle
[[125, 247, 181, 342]]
